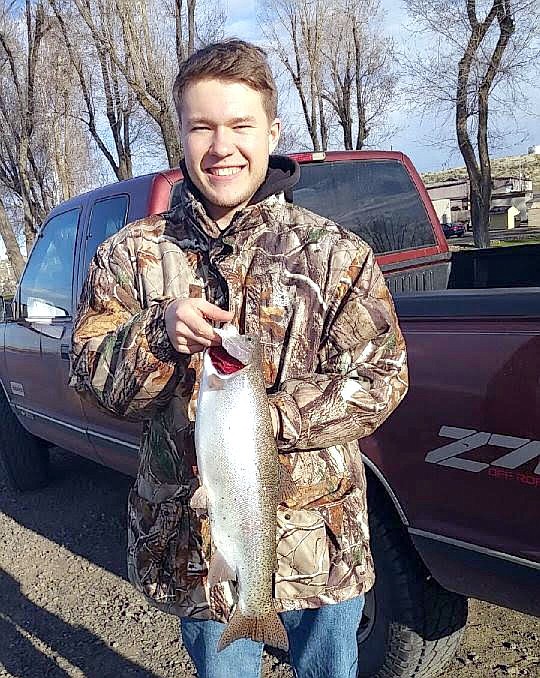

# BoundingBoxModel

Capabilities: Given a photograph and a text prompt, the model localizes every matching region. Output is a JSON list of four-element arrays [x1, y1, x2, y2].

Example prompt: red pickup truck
[[0, 151, 538, 678]]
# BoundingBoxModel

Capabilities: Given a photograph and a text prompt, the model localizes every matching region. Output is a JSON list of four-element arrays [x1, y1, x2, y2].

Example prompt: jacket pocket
[[127, 486, 207, 606], [274, 505, 330, 600], [317, 487, 369, 588]]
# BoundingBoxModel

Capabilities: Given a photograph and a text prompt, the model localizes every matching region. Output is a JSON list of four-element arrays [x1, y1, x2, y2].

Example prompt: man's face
[[179, 78, 281, 226]]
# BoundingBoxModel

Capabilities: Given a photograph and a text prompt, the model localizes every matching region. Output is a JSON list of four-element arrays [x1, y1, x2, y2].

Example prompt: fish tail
[[217, 606, 289, 652]]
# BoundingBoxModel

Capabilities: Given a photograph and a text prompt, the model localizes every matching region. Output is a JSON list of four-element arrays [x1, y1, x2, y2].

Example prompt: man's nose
[[209, 127, 234, 157]]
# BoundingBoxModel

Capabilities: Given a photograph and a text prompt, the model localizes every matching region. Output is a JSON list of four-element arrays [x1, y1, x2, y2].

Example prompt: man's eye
[[192, 126, 210, 132], [234, 125, 252, 130]]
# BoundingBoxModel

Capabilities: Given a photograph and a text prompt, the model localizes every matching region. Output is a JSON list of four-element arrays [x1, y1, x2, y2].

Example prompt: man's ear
[[269, 118, 281, 153]]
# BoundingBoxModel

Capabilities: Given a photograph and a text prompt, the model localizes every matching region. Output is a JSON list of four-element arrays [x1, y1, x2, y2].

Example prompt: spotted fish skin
[[194, 327, 288, 651]]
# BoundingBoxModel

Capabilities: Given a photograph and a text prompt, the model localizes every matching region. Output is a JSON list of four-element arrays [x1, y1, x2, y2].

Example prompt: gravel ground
[[0, 448, 538, 678]]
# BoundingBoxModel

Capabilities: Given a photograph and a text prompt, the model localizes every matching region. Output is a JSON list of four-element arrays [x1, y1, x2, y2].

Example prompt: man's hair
[[173, 39, 278, 122]]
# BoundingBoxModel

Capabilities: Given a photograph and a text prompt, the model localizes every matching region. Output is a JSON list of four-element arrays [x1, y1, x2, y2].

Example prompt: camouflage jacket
[[70, 162, 408, 620]]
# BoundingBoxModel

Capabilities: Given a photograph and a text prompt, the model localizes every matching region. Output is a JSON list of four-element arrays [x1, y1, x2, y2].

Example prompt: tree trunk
[[187, 0, 196, 56], [0, 199, 25, 281], [356, 114, 368, 150], [454, 1, 515, 249], [159, 114, 183, 167], [318, 93, 328, 151], [343, 125, 352, 150], [469, 180, 491, 248]]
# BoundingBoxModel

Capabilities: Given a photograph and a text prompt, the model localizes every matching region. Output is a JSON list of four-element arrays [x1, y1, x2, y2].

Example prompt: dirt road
[[0, 448, 538, 678]]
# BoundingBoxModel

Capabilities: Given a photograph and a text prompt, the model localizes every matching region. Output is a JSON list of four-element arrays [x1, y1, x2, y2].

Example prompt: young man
[[70, 40, 408, 678]]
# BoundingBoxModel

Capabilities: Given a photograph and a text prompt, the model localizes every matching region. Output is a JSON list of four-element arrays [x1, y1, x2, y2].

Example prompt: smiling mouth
[[205, 167, 244, 177]]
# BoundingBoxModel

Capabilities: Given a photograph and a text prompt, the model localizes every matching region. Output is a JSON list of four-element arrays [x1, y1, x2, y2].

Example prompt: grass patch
[[490, 239, 540, 247]]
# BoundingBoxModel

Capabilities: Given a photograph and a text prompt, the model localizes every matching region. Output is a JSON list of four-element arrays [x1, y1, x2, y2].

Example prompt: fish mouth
[[214, 325, 257, 367], [208, 346, 246, 375]]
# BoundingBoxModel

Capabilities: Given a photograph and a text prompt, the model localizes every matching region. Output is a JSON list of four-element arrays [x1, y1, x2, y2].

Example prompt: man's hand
[[164, 298, 234, 355]]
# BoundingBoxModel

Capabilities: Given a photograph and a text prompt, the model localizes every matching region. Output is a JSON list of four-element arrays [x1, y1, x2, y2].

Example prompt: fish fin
[[207, 550, 236, 588], [190, 486, 208, 515], [278, 464, 297, 504], [217, 607, 289, 652]]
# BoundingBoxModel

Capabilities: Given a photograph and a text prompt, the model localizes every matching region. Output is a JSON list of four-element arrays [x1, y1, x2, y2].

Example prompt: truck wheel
[[357, 489, 468, 678], [0, 392, 50, 491]]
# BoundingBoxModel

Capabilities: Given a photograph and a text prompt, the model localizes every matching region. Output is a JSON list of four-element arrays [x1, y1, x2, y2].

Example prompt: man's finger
[[197, 299, 235, 322], [187, 341, 207, 353], [176, 340, 207, 355], [188, 316, 220, 343], [175, 323, 213, 348]]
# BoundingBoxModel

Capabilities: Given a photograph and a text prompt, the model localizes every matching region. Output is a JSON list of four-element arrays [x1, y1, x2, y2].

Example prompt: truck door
[[365, 305, 540, 568], [3, 207, 97, 461], [74, 195, 142, 477]]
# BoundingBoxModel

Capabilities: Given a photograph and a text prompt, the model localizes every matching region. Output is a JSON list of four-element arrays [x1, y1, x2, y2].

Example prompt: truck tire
[[358, 488, 468, 678], [0, 392, 50, 491]]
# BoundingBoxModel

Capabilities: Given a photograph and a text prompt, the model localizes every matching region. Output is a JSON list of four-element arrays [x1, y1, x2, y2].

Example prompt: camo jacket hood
[[70, 159, 408, 620]]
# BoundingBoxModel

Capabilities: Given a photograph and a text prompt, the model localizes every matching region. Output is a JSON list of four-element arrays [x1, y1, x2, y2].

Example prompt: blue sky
[[223, 0, 540, 173]]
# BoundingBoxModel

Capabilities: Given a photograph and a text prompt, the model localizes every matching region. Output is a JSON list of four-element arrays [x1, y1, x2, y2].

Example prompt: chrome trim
[[87, 429, 139, 450], [15, 405, 86, 434], [361, 454, 409, 525], [13, 404, 139, 451], [409, 528, 540, 570]]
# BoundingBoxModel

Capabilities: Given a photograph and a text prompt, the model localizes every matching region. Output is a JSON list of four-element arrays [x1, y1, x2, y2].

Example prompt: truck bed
[[367, 243, 540, 617], [395, 242, 540, 317]]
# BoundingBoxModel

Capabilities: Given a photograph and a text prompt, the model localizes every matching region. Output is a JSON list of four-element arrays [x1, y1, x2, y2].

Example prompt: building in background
[[527, 193, 540, 229], [425, 176, 534, 230], [425, 179, 470, 226], [489, 205, 521, 230]]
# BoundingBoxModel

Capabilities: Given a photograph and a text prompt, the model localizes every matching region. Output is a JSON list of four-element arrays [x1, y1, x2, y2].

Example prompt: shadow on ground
[[0, 448, 132, 578], [0, 566, 162, 678]]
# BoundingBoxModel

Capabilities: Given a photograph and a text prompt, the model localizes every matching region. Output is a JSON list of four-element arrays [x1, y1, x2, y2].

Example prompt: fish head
[[208, 324, 261, 375]]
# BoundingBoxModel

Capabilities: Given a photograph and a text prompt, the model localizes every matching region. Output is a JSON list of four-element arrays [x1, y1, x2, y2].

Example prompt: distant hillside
[[421, 153, 540, 192]]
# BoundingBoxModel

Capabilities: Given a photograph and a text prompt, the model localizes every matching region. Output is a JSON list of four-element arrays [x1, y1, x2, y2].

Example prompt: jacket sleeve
[[69, 234, 186, 421], [268, 243, 408, 451]]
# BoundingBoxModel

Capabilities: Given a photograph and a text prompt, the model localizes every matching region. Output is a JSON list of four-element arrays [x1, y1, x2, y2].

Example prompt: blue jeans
[[180, 595, 364, 678]]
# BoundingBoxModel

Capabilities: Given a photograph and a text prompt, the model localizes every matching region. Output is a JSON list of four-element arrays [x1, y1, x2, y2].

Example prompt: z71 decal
[[426, 427, 540, 485]]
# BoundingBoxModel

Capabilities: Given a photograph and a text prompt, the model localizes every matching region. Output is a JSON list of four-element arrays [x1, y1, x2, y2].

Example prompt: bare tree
[[260, 0, 329, 151], [260, 0, 398, 152], [0, 0, 95, 274], [39, 34, 99, 200], [403, 0, 540, 247], [71, 0, 225, 167], [0, 0, 51, 252], [48, 0, 135, 180], [323, 0, 398, 150]]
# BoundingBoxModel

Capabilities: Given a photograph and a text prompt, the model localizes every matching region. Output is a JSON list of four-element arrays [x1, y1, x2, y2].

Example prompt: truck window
[[82, 195, 129, 276], [19, 208, 80, 319], [291, 160, 437, 254]]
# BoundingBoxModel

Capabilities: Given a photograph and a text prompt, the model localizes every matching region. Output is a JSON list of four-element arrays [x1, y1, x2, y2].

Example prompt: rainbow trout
[[192, 325, 289, 652]]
